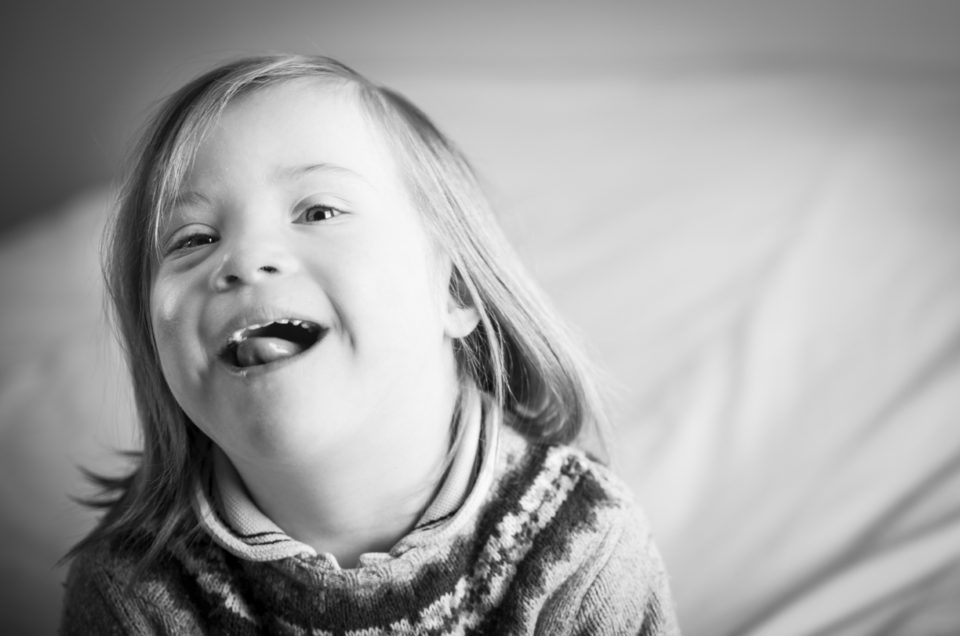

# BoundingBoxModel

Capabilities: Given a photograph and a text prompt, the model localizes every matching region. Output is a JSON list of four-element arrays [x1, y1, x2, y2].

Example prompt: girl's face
[[150, 80, 474, 463]]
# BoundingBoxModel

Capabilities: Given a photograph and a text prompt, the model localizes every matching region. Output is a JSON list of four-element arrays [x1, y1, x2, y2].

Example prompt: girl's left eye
[[300, 205, 343, 223]]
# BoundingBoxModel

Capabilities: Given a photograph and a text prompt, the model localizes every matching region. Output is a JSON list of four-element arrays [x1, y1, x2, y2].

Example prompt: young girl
[[61, 54, 679, 635]]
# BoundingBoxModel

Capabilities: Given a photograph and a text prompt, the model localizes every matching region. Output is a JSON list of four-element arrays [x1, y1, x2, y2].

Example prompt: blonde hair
[[72, 54, 609, 565]]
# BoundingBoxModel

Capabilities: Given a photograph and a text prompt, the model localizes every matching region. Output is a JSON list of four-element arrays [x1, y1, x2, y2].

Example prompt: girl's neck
[[222, 385, 461, 568]]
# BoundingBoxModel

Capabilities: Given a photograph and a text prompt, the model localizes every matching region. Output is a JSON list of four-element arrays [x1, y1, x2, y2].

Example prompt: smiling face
[[150, 79, 477, 464]]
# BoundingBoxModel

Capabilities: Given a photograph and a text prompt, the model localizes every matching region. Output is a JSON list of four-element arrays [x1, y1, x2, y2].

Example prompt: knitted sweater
[[62, 410, 679, 635]]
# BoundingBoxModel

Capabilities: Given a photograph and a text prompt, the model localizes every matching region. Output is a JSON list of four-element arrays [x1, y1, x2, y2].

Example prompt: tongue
[[235, 337, 306, 367]]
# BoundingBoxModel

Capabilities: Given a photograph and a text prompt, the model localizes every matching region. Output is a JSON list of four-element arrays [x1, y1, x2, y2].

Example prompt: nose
[[211, 234, 297, 292]]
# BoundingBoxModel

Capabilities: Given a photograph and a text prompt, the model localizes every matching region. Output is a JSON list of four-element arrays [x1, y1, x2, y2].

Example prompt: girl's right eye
[[163, 228, 218, 256]]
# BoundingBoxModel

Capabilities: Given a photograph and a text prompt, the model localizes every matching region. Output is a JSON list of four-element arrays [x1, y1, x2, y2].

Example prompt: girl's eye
[[301, 204, 343, 223], [165, 231, 218, 255]]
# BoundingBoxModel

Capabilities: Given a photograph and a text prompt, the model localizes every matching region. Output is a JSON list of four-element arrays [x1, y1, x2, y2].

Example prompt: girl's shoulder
[[60, 530, 208, 635], [495, 423, 649, 528], [475, 425, 680, 633], [60, 538, 144, 634]]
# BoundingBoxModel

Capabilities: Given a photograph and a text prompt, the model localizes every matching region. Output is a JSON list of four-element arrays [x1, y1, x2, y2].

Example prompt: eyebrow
[[171, 190, 211, 209], [273, 162, 369, 184], [171, 163, 370, 209]]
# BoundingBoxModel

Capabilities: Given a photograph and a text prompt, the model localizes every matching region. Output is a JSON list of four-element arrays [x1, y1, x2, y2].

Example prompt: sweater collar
[[193, 386, 497, 566]]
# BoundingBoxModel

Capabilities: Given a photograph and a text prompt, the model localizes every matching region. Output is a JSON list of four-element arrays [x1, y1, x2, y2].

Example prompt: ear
[[443, 267, 480, 339]]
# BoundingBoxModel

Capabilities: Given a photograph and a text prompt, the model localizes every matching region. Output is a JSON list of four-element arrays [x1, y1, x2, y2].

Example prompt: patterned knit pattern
[[61, 427, 680, 635]]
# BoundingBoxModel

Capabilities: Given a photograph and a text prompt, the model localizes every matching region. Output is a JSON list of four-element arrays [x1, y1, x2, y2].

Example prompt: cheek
[[150, 280, 183, 348], [148, 278, 211, 420], [382, 245, 446, 320], [148, 275, 202, 381]]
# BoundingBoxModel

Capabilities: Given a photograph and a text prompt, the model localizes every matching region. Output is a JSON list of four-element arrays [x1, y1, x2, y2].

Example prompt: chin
[[213, 399, 354, 462]]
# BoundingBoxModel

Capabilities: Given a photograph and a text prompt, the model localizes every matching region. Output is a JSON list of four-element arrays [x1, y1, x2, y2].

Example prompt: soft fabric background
[[2, 2, 959, 634]]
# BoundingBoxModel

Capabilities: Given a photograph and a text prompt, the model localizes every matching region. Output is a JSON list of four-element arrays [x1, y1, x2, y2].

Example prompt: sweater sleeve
[[570, 518, 681, 636], [60, 545, 202, 636], [534, 494, 681, 636], [60, 548, 144, 635]]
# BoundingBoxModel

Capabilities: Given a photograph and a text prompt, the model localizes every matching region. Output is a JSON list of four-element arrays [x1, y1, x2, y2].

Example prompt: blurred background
[[2, 1, 960, 634]]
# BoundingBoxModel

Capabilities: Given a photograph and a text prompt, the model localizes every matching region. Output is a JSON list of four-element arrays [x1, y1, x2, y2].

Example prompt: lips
[[219, 318, 325, 368]]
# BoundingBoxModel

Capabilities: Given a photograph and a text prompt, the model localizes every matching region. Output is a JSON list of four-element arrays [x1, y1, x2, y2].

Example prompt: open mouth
[[220, 319, 325, 368]]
